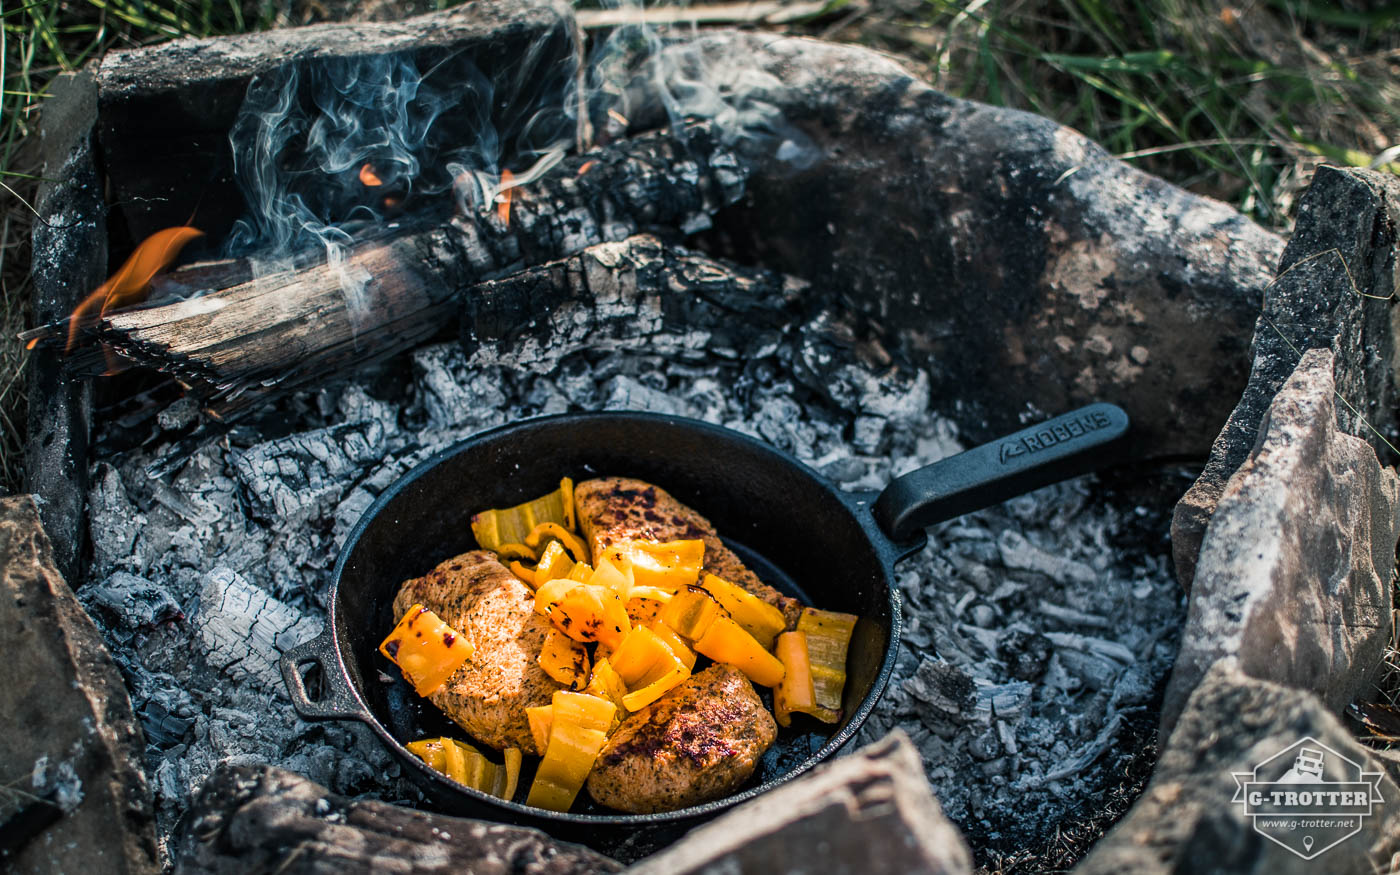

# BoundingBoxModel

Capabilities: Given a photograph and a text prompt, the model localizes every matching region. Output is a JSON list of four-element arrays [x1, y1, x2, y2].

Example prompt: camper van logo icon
[[1231, 737, 1384, 859]]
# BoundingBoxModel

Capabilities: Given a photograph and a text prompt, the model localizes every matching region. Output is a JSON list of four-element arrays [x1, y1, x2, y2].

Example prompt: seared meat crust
[[574, 477, 801, 626], [586, 664, 777, 813], [391, 550, 563, 754]]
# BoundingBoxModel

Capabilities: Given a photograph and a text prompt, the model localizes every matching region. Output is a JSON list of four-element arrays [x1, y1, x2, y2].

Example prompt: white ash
[[82, 336, 1181, 860]]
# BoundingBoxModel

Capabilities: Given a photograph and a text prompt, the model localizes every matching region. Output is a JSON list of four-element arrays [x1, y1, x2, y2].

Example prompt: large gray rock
[[0, 495, 158, 874], [1162, 348, 1398, 734], [626, 731, 972, 875], [682, 32, 1284, 459], [1078, 663, 1400, 874], [1173, 166, 1400, 588], [171, 763, 620, 875]]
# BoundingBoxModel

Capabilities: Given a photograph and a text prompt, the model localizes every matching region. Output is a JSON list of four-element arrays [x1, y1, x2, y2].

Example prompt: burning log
[[66, 125, 747, 421]]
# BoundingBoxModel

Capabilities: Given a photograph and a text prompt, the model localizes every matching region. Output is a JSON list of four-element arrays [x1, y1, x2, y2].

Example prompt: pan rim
[[326, 410, 904, 825]]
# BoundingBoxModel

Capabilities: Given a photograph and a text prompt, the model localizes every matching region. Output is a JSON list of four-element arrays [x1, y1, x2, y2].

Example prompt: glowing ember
[[577, 160, 598, 176], [359, 164, 384, 187], [496, 169, 515, 225], [66, 226, 203, 354], [607, 109, 629, 127]]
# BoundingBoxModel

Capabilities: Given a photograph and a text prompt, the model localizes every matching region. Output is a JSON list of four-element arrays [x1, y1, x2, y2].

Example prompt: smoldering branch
[[52, 124, 748, 420]]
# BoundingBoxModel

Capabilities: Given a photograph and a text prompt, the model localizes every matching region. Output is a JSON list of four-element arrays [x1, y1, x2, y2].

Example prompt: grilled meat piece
[[574, 477, 801, 627], [585, 664, 777, 813], [392, 550, 563, 754]]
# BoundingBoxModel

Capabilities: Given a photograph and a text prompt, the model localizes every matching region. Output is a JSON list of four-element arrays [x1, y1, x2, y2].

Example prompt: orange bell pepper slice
[[379, 604, 475, 696], [694, 617, 785, 688], [701, 573, 786, 649]]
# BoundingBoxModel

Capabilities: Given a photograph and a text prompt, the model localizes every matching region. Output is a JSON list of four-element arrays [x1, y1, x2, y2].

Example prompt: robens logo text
[[998, 410, 1115, 464], [1231, 737, 1384, 859]]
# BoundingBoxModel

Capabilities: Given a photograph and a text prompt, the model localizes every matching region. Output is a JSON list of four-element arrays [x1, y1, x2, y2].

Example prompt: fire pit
[[11, 2, 1400, 873]]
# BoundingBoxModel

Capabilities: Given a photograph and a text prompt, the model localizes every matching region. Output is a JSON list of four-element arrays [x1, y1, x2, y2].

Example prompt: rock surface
[[0, 495, 158, 873], [1162, 348, 1398, 734], [687, 32, 1285, 459], [1173, 166, 1400, 587], [626, 731, 972, 875], [171, 763, 621, 875], [26, 70, 101, 582], [1079, 663, 1400, 874]]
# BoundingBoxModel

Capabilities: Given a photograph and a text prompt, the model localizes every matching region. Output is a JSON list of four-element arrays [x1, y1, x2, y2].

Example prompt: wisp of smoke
[[223, 2, 819, 315]]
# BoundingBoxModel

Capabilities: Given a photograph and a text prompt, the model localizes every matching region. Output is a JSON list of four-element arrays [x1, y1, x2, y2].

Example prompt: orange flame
[[359, 163, 383, 187], [577, 160, 597, 177], [496, 169, 515, 225], [66, 226, 204, 354]]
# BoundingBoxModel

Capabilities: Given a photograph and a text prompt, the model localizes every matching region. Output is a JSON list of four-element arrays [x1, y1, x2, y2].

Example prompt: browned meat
[[585, 664, 777, 813], [392, 550, 563, 754], [574, 477, 801, 627]]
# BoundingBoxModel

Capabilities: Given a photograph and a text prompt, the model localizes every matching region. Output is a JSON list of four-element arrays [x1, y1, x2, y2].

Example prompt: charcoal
[[81, 572, 182, 632], [229, 418, 393, 524], [194, 568, 322, 693]]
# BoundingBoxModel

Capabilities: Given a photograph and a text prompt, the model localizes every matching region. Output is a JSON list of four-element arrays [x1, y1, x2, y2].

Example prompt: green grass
[[838, 0, 1400, 226], [1, 0, 1398, 495]]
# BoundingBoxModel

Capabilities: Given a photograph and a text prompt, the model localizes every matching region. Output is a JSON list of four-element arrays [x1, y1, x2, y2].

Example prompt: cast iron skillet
[[281, 403, 1128, 856]]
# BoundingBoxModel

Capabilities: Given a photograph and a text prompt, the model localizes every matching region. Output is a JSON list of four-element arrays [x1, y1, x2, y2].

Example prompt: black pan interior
[[332, 412, 897, 824]]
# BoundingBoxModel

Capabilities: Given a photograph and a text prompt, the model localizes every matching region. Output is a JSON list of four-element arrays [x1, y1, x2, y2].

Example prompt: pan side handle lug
[[281, 628, 371, 723]]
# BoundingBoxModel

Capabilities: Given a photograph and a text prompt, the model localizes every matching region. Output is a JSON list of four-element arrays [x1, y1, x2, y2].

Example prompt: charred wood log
[[461, 233, 809, 372], [173, 762, 621, 875], [73, 125, 746, 421]]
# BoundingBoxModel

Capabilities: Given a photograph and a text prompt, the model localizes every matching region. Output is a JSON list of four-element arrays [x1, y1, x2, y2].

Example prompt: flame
[[359, 163, 384, 187], [66, 226, 203, 354], [496, 169, 515, 225], [577, 160, 597, 177], [383, 196, 401, 209]]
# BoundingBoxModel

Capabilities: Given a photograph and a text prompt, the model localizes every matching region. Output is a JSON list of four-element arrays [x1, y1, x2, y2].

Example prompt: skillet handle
[[280, 628, 371, 723], [872, 403, 1130, 542]]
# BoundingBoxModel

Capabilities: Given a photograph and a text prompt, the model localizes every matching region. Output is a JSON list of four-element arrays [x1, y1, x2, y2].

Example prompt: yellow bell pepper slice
[[626, 596, 667, 626], [610, 627, 690, 710], [774, 631, 827, 726], [525, 720, 609, 811], [441, 734, 468, 784], [524, 522, 591, 564], [797, 607, 857, 713], [628, 585, 674, 603], [538, 628, 590, 690], [526, 705, 553, 752], [647, 619, 696, 671], [497, 747, 523, 800], [694, 617, 786, 687], [541, 583, 629, 648], [534, 577, 575, 617], [567, 562, 594, 582], [585, 656, 631, 715], [620, 659, 689, 711], [701, 574, 786, 650], [405, 738, 447, 772], [602, 539, 704, 593], [509, 559, 536, 587], [660, 585, 723, 640], [551, 690, 617, 733], [534, 540, 576, 586], [495, 542, 538, 563], [524, 691, 617, 812], [471, 478, 575, 553], [610, 626, 677, 687], [410, 736, 521, 797], [561, 476, 576, 531], [589, 555, 634, 600], [379, 604, 476, 696]]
